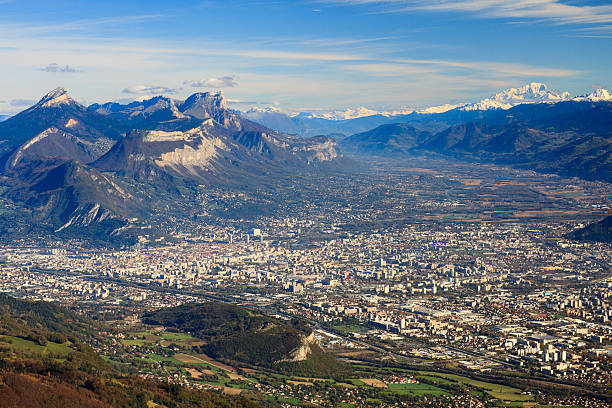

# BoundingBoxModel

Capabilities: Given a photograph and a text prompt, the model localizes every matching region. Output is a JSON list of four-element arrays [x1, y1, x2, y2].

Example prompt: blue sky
[[0, 0, 611, 114]]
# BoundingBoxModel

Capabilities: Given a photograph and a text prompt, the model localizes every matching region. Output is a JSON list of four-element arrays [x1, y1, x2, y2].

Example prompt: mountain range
[[341, 100, 612, 183], [241, 83, 612, 137], [1, 83, 611, 244], [0, 88, 347, 243]]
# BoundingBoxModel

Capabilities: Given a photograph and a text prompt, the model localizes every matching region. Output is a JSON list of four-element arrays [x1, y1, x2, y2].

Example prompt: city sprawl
[[1, 161, 610, 407]]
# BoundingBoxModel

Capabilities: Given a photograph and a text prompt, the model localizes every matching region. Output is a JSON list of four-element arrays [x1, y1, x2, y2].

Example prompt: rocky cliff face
[[278, 331, 317, 363]]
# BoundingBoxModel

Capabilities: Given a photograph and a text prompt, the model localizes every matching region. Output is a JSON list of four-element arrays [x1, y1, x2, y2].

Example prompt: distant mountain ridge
[[340, 123, 431, 156], [241, 83, 612, 137], [1, 84, 611, 244], [342, 100, 612, 183]]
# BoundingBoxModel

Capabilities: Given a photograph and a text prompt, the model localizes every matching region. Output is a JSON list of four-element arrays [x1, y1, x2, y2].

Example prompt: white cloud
[[122, 85, 179, 95], [183, 75, 238, 88], [41, 63, 80, 73], [322, 0, 612, 26], [395, 58, 580, 77]]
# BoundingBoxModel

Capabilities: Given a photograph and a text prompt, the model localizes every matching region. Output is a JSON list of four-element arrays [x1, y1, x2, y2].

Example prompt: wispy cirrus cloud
[[347, 58, 579, 78], [321, 0, 612, 26], [183, 75, 238, 88], [398, 58, 579, 77], [0, 14, 165, 37], [122, 85, 179, 95]]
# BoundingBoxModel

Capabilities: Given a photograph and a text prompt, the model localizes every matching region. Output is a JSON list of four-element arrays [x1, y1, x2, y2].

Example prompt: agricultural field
[[0, 335, 73, 357], [417, 371, 533, 402], [332, 324, 369, 334]]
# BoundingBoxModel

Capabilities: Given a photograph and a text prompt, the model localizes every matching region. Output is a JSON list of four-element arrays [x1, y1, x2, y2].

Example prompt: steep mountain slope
[[4, 127, 101, 170], [0, 88, 125, 169], [340, 123, 431, 156], [422, 101, 612, 182], [94, 116, 345, 186], [4, 159, 141, 234], [179, 91, 243, 129], [89, 91, 244, 132], [0, 89, 349, 243]]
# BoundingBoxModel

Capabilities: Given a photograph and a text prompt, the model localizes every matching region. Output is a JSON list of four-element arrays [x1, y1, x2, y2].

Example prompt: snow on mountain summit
[[417, 103, 466, 114], [244, 106, 284, 114], [294, 107, 387, 120], [36, 87, 74, 108], [289, 106, 414, 121], [461, 82, 571, 111], [573, 88, 612, 102], [242, 82, 579, 123]]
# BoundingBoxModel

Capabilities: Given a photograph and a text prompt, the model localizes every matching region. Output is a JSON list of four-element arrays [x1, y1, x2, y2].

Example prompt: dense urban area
[[2, 161, 611, 407]]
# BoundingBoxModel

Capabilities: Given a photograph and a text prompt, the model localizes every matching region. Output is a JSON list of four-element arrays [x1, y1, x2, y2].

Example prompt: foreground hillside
[[567, 215, 612, 243], [0, 294, 259, 408], [142, 302, 350, 378]]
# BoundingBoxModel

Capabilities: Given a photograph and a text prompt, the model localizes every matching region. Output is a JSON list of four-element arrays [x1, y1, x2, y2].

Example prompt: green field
[[141, 353, 183, 364], [346, 377, 449, 397], [418, 371, 532, 402], [120, 338, 146, 346], [385, 382, 449, 396], [347, 363, 533, 403], [0, 335, 73, 357], [332, 324, 369, 334]]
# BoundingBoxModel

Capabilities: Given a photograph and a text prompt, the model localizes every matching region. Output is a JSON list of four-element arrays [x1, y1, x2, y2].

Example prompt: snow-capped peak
[[327, 107, 385, 120], [244, 106, 284, 114], [291, 106, 414, 121], [573, 88, 612, 102], [36, 87, 74, 108], [461, 82, 571, 111], [417, 103, 466, 114]]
